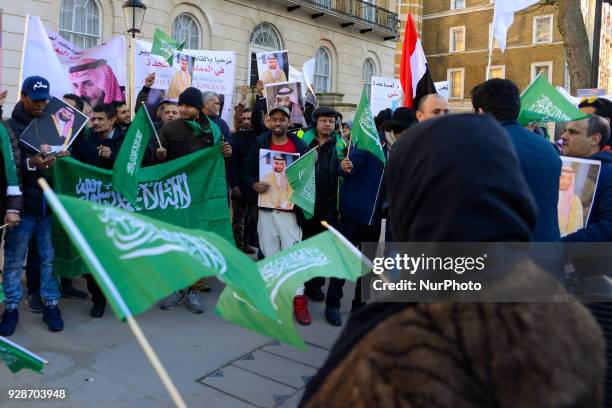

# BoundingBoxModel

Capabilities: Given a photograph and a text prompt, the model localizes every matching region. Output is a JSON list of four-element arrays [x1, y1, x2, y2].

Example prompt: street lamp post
[[123, 0, 147, 38]]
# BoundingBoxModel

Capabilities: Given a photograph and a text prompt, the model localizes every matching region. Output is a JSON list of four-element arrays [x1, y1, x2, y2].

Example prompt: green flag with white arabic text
[[351, 89, 385, 164], [46, 194, 276, 321], [518, 74, 590, 125], [52, 147, 233, 277], [215, 231, 367, 348], [151, 28, 185, 65], [286, 148, 316, 219], [0, 336, 46, 374], [112, 105, 156, 205]]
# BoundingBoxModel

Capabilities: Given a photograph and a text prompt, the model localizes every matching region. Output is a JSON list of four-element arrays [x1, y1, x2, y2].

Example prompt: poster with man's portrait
[[558, 156, 601, 237], [258, 149, 300, 210], [256, 51, 289, 86], [265, 82, 307, 128], [68, 58, 126, 107], [167, 52, 196, 100], [20, 97, 88, 153]]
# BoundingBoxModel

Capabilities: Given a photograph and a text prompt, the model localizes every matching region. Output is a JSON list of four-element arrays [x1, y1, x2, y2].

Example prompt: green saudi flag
[[518, 74, 590, 125], [286, 147, 316, 219], [216, 229, 368, 348], [45, 193, 277, 321], [52, 147, 233, 277], [352, 88, 385, 164], [0, 336, 46, 374], [112, 105, 156, 205], [151, 28, 185, 65]]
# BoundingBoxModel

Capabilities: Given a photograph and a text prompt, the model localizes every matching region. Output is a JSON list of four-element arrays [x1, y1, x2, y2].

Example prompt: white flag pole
[[486, 24, 494, 80], [37, 178, 187, 408]]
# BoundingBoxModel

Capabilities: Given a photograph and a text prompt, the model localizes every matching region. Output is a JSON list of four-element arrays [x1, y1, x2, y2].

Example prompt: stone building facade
[[395, 0, 612, 110], [1, 0, 399, 118]]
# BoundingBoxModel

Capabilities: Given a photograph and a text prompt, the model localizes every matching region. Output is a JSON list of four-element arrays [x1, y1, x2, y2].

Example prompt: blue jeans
[[2, 215, 58, 306]]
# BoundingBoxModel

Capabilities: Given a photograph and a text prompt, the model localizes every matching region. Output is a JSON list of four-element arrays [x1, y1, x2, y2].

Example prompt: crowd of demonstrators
[[3, 69, 612, 408]]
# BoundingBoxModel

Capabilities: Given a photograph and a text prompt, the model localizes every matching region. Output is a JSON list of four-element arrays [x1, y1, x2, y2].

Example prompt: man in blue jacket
[[472, 79, 561, 242], [561, 116, 612, 242]]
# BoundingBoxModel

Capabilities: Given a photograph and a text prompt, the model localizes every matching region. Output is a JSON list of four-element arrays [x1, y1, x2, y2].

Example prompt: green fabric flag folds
[[151, 28, 185, 65], [52, 147, 233, 277], [351, 89, 385, 164], [216, 231, 367, 348], [0, 336, 46, 374], [518, 74, 590, 125], [286, 147, 316, 219], [112, 105, 156, 205], [47, 194, 276, 321]]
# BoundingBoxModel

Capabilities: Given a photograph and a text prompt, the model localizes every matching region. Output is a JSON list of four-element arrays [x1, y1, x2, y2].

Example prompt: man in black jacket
[[71, 103, 125, 318], [1, 76, 64, 336], [301, 107, 346, 326]]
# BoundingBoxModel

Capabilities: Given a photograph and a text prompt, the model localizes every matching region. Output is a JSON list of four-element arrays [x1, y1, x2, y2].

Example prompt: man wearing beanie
[[155, 87, 232, 313]]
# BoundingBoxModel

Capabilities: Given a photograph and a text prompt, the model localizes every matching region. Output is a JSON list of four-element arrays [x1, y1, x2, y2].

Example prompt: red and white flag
[[399, 14, 437, 109]]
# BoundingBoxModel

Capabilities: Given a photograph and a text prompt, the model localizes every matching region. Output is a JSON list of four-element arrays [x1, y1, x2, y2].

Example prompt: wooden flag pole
[[37, 178, 187, 408]]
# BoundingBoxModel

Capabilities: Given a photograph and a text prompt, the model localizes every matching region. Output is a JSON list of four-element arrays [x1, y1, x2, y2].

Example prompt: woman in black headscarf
[[300, 115, 604, 408]]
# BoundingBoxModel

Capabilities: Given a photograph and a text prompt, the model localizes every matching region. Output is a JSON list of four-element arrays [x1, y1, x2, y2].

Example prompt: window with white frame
[[531, 61, 553, 82], [488, 65, 506, 79], [533, 15, 553, 44], [450, 27, 465, 53], [59, 0, 101, 48], [451, 0, 465, 10], [362, 58, 376, 98], [172, 14, 200, 50], [314, 47, 332, 93], [448, 68, 464, 99]]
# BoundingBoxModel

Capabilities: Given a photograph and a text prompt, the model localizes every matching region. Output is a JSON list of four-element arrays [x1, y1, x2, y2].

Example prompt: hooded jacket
[[7, 102, 50, 216], [563, 150, 612, 243]]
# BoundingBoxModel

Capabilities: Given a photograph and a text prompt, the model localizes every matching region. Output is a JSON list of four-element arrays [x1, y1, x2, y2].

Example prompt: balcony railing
[[287, 0, 399, 36]]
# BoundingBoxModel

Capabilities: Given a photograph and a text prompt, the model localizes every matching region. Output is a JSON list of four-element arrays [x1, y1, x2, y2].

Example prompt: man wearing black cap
[[1, 76, 65, 336], [301, 107, 348, 326], [244, 105, 313, 325], [154, 87, 232, 313]]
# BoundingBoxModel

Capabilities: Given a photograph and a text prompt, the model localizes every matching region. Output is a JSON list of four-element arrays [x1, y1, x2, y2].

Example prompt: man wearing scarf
[[69, 58, 125, 106], [155, 87, 232, 313]]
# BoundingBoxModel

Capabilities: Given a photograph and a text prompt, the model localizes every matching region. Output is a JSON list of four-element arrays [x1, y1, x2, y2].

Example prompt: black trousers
[[85, 274, 106, 305], [302, 210, 344, 309], [338, 213, 381, 308]]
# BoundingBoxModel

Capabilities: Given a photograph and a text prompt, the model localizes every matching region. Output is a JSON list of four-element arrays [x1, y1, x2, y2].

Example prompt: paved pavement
[[0, 278, 354, 408]]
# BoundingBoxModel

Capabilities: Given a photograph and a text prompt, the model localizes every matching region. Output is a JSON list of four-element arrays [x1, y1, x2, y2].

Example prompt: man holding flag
[[336, 89, 386, 314], [154, 87, 232, 313], [299, 107, 347, 326]]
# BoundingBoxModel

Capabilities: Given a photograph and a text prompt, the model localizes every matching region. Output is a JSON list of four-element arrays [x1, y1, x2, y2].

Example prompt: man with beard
[[155, 87, 232, 313], [167, 55, 192, 99], [69, 59, 125, 106], [245, 105, 312, 325], [260, 54, 287, 85], [274, 86, 306, 128]]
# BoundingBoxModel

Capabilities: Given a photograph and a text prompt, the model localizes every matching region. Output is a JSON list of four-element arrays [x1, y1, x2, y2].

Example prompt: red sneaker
[[293, 295, 312, 325]]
